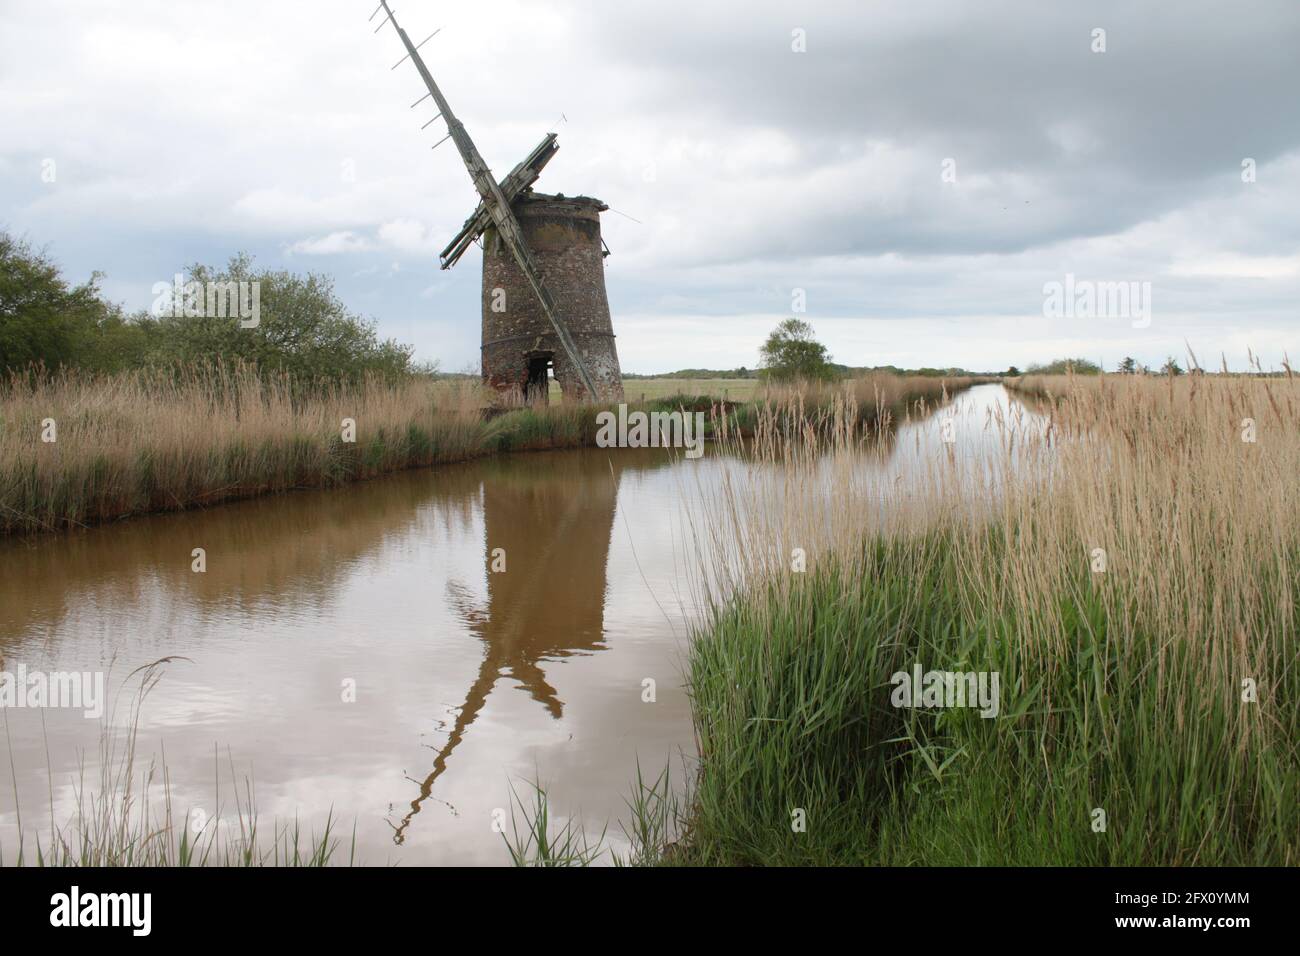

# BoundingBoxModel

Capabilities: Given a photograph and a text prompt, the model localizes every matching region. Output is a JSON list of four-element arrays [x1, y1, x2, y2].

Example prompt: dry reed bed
[[0, 366, 974, 536], [0, 365, 563, 534]]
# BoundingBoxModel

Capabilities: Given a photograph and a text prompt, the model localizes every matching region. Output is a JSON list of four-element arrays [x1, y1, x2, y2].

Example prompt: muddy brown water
[[0, 384, 1045, 864]]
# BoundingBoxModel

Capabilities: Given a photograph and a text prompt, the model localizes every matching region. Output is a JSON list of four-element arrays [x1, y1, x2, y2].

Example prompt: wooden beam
[[440, 133, 558, 269]]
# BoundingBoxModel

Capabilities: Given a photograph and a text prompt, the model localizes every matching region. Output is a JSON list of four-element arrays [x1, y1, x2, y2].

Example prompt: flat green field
[[550, 378, 760, 402]]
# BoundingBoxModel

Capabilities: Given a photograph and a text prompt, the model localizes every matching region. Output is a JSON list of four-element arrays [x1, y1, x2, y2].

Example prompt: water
[[0, 384, 1046, 864]]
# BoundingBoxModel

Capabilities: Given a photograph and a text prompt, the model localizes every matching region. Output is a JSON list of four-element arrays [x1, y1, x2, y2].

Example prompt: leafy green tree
[[759, 318, 836, 382], [1005, 365, 1021, 377], [1118, 356, 1138, 374], [1160, 356, 1184, 376], [0, 233, 114, 371], [146, 255, 416, 385], [1, 232, 423, 386]]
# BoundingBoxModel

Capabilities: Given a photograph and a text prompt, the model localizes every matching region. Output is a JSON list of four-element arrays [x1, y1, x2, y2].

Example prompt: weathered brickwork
[[481, 193, 624, 403]]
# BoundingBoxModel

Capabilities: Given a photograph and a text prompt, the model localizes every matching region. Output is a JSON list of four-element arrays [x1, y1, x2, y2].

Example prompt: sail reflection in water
[[394, 451, 636, 843]]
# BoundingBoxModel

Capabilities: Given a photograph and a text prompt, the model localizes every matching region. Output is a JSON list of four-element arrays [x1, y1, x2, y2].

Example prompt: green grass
[[501, 765, 681, 867], [678, 530, 1298, 866], [582, 378, 761, 402]]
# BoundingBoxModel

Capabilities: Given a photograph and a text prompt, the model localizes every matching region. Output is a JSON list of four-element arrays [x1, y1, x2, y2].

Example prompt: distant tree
[[1005, 365, 1021, 377], [758, 318, 836, 382], [1160, 356, 1184, 376], [1026, 357, 1103, 376], [1118, 356, 1138, 374]]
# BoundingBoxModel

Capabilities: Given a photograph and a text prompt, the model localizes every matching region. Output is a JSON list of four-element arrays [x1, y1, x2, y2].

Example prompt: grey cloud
[[578, 0, 1300, 260]]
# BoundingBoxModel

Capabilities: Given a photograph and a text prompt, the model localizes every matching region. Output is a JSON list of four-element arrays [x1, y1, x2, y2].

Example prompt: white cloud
[[1167, 255, 1300, 279], [376, 219, 441, 256], [286, 231, 374, 255]]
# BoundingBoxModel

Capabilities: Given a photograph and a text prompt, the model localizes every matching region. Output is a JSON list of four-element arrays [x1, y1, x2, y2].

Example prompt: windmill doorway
[[524, 352, 553, 405]]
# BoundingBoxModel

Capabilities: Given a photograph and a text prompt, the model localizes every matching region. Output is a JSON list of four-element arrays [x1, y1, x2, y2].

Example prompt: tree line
[[0, 232, 421, 385]]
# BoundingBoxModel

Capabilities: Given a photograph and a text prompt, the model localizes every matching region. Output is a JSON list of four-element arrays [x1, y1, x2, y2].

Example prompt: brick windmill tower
[[376, 2, 623, 404]]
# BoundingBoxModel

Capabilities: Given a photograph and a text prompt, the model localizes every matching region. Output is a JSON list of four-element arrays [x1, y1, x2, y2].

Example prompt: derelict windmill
[[372, 1, 624, 403]]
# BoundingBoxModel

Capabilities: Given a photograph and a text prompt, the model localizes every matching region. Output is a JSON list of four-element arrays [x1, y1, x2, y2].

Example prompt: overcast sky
[[2, 0, 1298, 373]]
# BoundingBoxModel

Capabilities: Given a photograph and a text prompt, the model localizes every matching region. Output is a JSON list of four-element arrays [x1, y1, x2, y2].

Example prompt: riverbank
[[0, 365, 974, 536], [671, 375, 1298, 865]]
